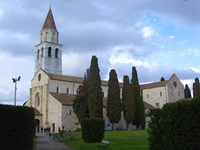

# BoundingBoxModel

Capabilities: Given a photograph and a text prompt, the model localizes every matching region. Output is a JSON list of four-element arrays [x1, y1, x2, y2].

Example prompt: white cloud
[[167, 35, 175, 39], [141, 26, 154, 38]]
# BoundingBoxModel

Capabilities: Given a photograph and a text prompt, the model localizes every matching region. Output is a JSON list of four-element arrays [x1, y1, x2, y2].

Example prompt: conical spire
[[42, 8, 57, 30]]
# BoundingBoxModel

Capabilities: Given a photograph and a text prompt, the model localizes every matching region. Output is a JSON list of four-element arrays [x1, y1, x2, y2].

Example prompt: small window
[[37, 49, 39, 60], [160, 92, 162, 97], [70, 110, 71, 115], [66, 87, 69, 94], [48, 47, 51, 57], [56, 86, 59, 93], [76, 89, 79, 95], [55, 48, 58, 58], [147, 94, 149, 99], [38, 74, 41, 81], [41, 47, 44, 58], [155, 103, 160, 108], [173, 82, 177, 88]]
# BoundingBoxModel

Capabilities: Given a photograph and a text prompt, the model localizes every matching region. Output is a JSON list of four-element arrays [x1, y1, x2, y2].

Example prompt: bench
[[97, 140, 110, 149]]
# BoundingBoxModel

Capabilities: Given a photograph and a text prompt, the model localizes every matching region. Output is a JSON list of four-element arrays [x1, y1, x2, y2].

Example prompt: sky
[[0, 0, 200, 105]]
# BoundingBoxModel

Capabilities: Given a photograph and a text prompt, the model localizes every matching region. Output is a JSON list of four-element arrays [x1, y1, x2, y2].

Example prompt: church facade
[[25, 8, 185, 132]]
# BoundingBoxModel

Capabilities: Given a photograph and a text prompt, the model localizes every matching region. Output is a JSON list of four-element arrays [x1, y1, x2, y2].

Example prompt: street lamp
[[12, 76, 21, 106]]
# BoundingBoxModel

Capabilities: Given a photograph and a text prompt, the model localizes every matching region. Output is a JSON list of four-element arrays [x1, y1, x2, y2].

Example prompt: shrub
[[148, 99, 200, 150], [81, 118, 105, 143], [0, 105, 35, 150]]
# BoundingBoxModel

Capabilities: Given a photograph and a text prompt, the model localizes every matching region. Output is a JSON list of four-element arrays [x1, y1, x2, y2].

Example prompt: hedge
[[81, 118, 105, 143], [0, 105, 35, 150], [148, 99, 200, 150]]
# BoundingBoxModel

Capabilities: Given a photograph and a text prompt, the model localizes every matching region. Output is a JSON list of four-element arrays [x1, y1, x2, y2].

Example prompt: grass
[[64, 130, 149, 150], [33, 136, 37, 150]]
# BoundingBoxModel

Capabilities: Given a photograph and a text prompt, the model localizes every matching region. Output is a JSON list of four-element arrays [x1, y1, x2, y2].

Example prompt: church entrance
[[35, 119, 40, 133]]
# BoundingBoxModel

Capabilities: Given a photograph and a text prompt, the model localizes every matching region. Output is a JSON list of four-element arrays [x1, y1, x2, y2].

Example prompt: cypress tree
[[88, 56, 103, 118], [193, 78, 200, 98], [107, 69, 122, 130], [131, 66, 145, 129], [73, 70, 89, 124], [160, 77, 165, 81], [122, 75, 135, 130], [184, 84, 191, 98]]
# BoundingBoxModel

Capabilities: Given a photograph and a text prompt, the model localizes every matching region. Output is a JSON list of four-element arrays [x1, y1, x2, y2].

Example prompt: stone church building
[[25, 8, 185, 132]]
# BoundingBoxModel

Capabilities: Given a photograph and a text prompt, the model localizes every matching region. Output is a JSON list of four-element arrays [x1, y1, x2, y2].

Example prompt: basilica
[[25, 8, 185, 132]]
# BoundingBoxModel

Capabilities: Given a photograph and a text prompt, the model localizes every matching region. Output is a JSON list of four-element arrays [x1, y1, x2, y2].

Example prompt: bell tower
[[35, 8, 62, 75]]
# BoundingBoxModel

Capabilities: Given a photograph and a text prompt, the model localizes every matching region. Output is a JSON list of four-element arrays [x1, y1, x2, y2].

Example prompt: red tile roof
[[42, 8, 57, 30]]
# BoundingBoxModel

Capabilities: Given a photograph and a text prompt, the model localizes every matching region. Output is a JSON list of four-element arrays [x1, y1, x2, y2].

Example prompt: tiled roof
[[50, 92, 75, 105], [143, 101, 155, 109], [48, 73, 109, 86], [140, 80, 168, 90], [49, 92, 154, 109], [42, 8, 57, 30]]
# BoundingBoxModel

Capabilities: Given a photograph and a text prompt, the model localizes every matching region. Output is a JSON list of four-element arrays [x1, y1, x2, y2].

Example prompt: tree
[[160, 77, 165, 81], [193, 78, 200, 98], [107, 69, 122, 130], [122, 75, 135, 130], [88, 56, 103, 118], [73, 69, 89, 124], [184, 84, 191, 98], [131, 66, 145, 129]]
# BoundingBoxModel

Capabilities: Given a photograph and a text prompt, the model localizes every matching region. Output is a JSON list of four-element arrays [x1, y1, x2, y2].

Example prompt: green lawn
[[64, 130, 149, 150]]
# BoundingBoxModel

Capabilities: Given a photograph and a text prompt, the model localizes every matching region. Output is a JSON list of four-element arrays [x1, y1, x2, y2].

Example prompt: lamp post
[[12, 76, 21, 106]]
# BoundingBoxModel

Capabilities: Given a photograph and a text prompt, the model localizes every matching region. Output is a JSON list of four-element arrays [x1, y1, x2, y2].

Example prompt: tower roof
[[42, 8, 57, 30]]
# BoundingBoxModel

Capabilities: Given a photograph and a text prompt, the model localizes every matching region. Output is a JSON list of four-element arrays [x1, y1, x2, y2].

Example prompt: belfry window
[[55, 48, 58, 58], [48, 47, 51, 57]]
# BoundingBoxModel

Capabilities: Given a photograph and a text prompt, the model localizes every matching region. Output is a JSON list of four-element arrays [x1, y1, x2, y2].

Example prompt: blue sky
[[0, 0, 200, 105]]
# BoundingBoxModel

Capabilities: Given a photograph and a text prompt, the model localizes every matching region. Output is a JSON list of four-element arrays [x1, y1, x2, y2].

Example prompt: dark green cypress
[[131, 66, 145, 129], [107, 69, 122, 129], [193, 78, 200, 98], [184, 84, 191, 98], [73, 70, 89, 124], [122, 75, 135, 129], [160, 77, 165, 81], [88, 56, 103, 118]]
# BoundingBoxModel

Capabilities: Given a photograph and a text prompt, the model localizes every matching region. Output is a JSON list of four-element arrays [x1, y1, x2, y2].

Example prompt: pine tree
[[88, 56, 103, 118], [122, 75, 135, 130], [107, 69, 122, 130], [184, 84, 191, 98], [131, 66, 145, 129], [193, 78, 200, 98]]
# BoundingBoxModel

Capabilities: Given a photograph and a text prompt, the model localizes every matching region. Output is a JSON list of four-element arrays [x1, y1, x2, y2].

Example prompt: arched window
[[147, 94, 149, 99], [48, 47, 51, 57], [55, 48, 58, 58], [41, 47, 44, 58], [36, 94, 40, 106], [66, 87, 69, 94], [56, 86, 59, 93], [37, 49, 39, 60], [160, 92, 162, 97]]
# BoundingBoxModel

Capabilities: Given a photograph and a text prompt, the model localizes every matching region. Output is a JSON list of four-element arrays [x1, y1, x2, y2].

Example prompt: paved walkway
[[36, 133, 73, 150]]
